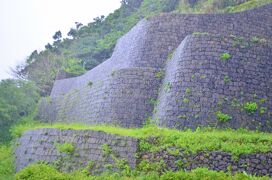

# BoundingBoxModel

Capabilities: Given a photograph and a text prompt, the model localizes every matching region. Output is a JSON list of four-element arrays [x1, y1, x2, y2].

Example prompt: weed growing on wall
[[216, 111, 232, 123], [243, 102, 258, 114], [224, 76, 231, 84], [155, 71, 165, 79], [55, 142, 75, 155], [220, 53, 232, 61]]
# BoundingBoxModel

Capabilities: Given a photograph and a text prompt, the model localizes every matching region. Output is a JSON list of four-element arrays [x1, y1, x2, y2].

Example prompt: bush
[[15, 163, 68, 180], [0, 145, 14, 180]]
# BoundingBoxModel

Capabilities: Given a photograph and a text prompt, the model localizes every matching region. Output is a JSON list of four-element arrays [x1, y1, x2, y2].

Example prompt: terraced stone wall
[[38, 4, 272, 130], [15, 129, 272, 177]]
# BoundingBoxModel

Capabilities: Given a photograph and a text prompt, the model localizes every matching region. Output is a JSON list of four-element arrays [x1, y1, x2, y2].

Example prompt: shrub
[[55, 142, 75, 155], [15, 163, 68, 180], [216, 111, 232, 122], [244, 102, 258, 114], [0, 145, 14, 179], [220, 53, 231, 61], [101, 144, 112, 155]]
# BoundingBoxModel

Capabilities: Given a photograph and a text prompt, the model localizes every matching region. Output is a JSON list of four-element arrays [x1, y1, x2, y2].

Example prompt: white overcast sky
[[0, 0, 121, 80]]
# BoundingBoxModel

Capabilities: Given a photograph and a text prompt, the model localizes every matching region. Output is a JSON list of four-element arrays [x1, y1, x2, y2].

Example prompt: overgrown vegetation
[[15, 162, 270, 180]]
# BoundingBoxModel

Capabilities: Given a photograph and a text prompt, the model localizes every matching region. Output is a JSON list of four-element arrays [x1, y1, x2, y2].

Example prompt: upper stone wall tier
[[51, 4, 272, 97], [15, 129, 138, 172], [155, 34, 272, 131], [39, 4, 272, 129]]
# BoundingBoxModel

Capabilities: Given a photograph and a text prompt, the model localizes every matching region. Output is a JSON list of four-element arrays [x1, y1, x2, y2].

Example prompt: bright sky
[[0, 0, 121, 80]]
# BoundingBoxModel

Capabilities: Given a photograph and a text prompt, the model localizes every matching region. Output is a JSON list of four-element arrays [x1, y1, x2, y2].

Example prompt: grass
[[11, 122, 272, 158], [175, 0, 272, 13], [15, 163, 270, 180], [226, 0, 272, 12]]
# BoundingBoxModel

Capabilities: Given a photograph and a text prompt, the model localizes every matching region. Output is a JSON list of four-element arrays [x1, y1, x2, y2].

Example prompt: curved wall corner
[[155, 34, 272, 131]]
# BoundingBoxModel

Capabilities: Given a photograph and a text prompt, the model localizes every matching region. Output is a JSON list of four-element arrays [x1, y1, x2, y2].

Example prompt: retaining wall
[[15, 129, 138, 172]]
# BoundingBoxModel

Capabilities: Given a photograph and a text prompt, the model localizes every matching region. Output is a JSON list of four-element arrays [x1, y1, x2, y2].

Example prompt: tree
[[120, 0, 141, 10], [75, 22, 83, 30], [68, 28, 77, 38], [63, 58, 86, 76], [53, 31, 62, 41], [93, 15, 105, 26], [45, 43, 53, 50], [0, 79, 40, 143], [26, 50, 39, 64]]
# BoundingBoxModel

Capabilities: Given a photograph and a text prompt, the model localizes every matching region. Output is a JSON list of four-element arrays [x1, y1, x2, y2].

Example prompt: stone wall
[[15, 129, 138, 172], [141, 149, 272, 177], [155, 34, 272, 131], [38, 4, 272, 130], [15, 129, 272, 177]]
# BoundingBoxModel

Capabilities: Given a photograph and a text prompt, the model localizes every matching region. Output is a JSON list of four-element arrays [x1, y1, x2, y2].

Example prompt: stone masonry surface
[[155, 34, 272, 131], [141, 148, 272, 177], [16, 129, 272, 176], [38, 4, 272, 130], [15, 129, 138, 172]]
